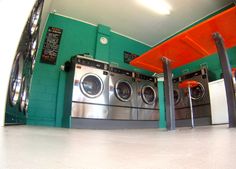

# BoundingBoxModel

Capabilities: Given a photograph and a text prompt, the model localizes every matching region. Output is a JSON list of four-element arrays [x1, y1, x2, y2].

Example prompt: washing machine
[[69, 56, 109, 119], [174, 68, 211, 120], [173, 76, 189, 120], [135, 73, 159, 120], [108, 67, 137, 120]]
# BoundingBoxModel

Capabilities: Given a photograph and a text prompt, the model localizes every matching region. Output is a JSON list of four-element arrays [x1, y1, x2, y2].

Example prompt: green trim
[[158, 80, 166, 128]]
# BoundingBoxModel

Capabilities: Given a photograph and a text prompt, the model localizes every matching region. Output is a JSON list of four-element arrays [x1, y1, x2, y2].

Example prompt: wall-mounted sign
[[124, 51, 139, 64], [40, 27, 63, 65]]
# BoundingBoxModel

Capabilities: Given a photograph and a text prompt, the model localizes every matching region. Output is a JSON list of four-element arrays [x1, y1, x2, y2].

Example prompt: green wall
[[27, 13, 152, 126]]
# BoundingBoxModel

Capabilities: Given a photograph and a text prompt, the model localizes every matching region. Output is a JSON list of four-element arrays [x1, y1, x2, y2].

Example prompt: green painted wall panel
[[158, 80, 166, 128], [109, 33, 152, 75]]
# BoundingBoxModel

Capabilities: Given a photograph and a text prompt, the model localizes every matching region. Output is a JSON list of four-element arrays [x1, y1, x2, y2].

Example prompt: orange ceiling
[[131, 6, 236, 73]]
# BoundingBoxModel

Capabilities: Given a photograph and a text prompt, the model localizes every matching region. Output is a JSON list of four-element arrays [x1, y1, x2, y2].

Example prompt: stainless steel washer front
[[135, 73, 159, 120], [108, 67, 137, 120], [19, 76, 30, 113], [68, 56, 109, 119]]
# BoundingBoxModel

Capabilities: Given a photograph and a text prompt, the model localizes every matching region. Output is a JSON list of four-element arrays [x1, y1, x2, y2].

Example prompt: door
[[115, 80, 132, 102], [141, 85, 156, 105], [80, 73, 104, 98]]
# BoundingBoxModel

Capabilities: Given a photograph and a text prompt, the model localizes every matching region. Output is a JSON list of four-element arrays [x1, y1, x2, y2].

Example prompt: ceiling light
[[137, 0, 172, 15]]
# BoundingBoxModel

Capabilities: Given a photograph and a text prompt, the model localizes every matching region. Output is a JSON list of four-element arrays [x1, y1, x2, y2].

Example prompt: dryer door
[[115, 80, 132, 102], [191, 83, 205, 100], [141, 85, 156, 105], [80, 73, 104, 98]]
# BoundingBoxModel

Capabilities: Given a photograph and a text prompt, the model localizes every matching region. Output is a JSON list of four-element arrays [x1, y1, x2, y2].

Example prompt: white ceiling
[[50, 0, 232, 47]]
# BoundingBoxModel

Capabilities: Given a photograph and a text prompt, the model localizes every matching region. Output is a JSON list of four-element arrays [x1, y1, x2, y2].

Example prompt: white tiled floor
[[0, 125, 235, 169]]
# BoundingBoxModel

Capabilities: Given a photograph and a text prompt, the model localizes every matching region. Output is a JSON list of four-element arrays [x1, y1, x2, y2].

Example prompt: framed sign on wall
[[124, 51, 139, 64], [40, 27, 63, 65]]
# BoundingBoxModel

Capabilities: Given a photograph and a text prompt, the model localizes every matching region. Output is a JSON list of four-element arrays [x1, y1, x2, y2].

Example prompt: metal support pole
[[213, 32, 236, 127], [188, 85, 194, 128], [162, 57, 175, 130]]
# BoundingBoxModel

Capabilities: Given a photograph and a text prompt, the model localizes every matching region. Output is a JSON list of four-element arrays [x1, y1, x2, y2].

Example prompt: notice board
[[40, 27, 63, 65]]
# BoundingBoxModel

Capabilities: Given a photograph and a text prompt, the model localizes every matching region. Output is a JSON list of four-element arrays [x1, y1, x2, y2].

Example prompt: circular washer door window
[[141, 85, 156, 105], [191, 83, 205, 100], [115, 80, 132, 102], [173, 89, 181, 105], [80, 73, 104, 98]]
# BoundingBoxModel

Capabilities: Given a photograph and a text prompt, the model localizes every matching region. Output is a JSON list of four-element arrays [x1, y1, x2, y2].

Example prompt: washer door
[[191, 83, 205, 100], [115, 80, 132, 102], [173, 89, 181, 105], [80, 73, 104, 98], [9, 52, 24, 106], [141, 85, 156, 105]]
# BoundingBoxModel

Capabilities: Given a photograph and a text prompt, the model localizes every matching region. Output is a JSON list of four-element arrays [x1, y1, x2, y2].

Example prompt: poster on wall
[[124, 51, 139, 64], [40, 27, 63, 65]]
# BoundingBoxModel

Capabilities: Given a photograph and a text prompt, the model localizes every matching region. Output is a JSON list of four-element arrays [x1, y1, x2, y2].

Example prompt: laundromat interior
[[1, 0, 236, 168]]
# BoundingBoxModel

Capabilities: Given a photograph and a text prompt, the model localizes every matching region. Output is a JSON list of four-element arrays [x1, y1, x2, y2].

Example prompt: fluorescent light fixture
[[137, 0, 172, 15]]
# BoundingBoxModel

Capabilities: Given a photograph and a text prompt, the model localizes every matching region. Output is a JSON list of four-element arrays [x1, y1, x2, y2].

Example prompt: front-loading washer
[[108, 67, 137, 120], [173, 76, 189, 120], [173, 68, 211, 122], [135, 73, 159, 120], [67, 56, 109, 119]]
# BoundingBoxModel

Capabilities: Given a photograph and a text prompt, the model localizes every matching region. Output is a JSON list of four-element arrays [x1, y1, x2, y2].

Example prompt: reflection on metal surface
[[29, 0, 44, 36], [9, 52, 24, 106], [19, 76, 29, 113], [108, 106, 133, 120], [173, 89, 181, 105], [115, 80, 132, 102], [80, 73, 104, 98], [30, 35, 38, 59], [71, 103, 108, 119], [138, 109, 159, 120]]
